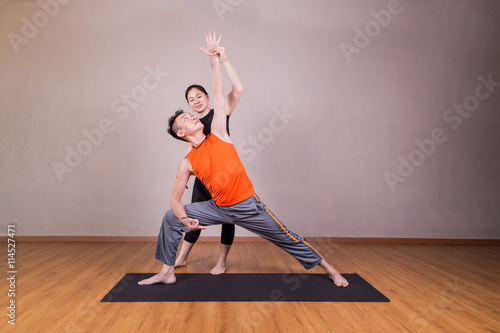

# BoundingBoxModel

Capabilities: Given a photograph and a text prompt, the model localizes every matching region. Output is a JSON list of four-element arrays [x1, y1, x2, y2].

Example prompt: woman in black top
[[174, 41, 243, 275]]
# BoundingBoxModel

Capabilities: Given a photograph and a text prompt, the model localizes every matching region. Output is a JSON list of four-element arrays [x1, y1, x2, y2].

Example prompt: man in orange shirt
[[139, 33, 348, 288]]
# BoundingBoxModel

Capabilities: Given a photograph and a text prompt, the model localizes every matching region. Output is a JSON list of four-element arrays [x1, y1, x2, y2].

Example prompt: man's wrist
[[179, 216, 188, 223], [211, 55, 220, 65]]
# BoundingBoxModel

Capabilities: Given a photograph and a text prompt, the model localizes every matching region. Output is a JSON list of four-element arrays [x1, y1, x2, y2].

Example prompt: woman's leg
[[174, 230, 201, 267], [210, 223, 235, 275], [175, 178, 211, 267]]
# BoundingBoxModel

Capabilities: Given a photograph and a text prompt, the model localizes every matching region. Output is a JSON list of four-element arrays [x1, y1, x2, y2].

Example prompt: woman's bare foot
[[174, 240, 195, 267], [210, 264, 227, 275], [209, 243, 231, 275], [174, 257, 187, 268], [138, 265, 176, 285]]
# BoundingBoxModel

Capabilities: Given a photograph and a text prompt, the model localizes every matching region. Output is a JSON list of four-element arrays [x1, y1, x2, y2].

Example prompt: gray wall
[[1, 0, 499, 238]]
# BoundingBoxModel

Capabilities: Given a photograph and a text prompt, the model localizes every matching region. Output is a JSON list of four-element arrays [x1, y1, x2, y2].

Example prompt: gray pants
[[155, 194, 323, 269]]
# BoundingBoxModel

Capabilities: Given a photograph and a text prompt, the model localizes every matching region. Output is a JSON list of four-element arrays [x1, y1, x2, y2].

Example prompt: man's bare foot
[[329, 272, 349, 287], [174, 257, 187, 268], [138, 273, 176, 285], [210, 265, 227, 275], [319, 259, 349, 287]]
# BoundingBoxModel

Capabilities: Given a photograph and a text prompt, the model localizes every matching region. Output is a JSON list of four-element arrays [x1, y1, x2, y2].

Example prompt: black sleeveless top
[[200, 109, 230, 136]]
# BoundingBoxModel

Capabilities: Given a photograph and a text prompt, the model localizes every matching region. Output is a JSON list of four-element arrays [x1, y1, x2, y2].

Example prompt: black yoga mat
[[101, 273, 389, 302]]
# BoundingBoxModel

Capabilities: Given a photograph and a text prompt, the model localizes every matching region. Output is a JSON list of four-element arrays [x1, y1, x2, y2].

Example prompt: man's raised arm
[[199, 32, 230, 141]]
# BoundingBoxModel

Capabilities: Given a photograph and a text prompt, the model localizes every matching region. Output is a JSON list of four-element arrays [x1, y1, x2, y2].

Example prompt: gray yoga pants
[[154, 194, 323, 269]]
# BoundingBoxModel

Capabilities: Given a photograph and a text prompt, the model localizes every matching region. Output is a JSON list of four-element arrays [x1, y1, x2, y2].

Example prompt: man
[[139, 32, 348, 287]]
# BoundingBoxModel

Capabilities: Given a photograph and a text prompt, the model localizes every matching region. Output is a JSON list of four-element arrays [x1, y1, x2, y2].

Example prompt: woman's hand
[[216, 47, 227, 62], [199, 31, 222, 57]]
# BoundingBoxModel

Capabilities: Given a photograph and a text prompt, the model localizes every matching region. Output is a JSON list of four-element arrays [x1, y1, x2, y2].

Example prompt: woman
[[174, 34, 243, 275]]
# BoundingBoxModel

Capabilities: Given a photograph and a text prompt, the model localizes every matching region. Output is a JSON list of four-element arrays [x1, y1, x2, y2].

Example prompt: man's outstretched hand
[[199, 31, 222, 56], [182, 217, 206, 231]]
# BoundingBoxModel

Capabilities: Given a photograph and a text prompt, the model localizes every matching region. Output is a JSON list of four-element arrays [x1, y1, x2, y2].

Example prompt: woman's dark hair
[[185, 84, 208, 102], [167, 109, 186, 141]]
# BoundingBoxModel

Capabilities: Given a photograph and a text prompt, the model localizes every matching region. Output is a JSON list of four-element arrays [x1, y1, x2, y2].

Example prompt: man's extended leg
[[228, 194, 348, 287]]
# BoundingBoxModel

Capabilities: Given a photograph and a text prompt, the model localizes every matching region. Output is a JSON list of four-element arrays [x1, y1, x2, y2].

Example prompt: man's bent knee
[[164, 210, 178, 227]]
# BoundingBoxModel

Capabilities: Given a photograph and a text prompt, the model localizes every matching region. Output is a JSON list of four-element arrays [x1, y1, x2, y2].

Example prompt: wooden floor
[[1, 240, 499, 332]]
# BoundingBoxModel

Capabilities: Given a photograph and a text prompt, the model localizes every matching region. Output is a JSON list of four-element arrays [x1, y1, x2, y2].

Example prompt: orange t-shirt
[[186, 134, 255, 206]]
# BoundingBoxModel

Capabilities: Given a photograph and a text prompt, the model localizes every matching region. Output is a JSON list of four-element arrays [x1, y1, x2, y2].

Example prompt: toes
[[138, 279, 150, 285], [338, 280, 349, 287], [210, 267, 226, 275], [329, 274, 348, 287]]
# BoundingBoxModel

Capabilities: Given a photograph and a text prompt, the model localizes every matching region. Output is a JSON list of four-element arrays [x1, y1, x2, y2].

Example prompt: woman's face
[[187, 88, 210, 114]]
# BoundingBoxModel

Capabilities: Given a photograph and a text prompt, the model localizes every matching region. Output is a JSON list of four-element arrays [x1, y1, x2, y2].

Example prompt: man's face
[[175, 113, 204, 139]]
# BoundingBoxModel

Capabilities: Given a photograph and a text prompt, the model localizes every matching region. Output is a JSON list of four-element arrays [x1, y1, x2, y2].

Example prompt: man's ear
[[177, 129, 185, 139]]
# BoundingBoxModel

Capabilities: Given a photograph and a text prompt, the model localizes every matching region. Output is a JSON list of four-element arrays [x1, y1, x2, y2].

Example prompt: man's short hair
[[167, 109, 186, 141]]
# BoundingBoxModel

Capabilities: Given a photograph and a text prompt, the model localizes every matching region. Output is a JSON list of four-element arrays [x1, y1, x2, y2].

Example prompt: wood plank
[[2, 235, 499, 244], [1, 241, 499, 332]]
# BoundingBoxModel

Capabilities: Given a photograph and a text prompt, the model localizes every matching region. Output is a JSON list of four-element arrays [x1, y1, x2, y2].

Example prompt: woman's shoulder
[[200, 109, 214, 123]]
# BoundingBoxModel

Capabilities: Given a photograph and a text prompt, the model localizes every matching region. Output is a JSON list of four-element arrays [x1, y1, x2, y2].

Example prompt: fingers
[[202, 32, 222, 56], [207, 31, 215, 43], [199, 46, 220, 57], [199, 46, 212, 56], [188, 219, 206, 231], [189, 218, 199, 226], [193, 219, 206, 230], [205, 31, 221, 43]]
